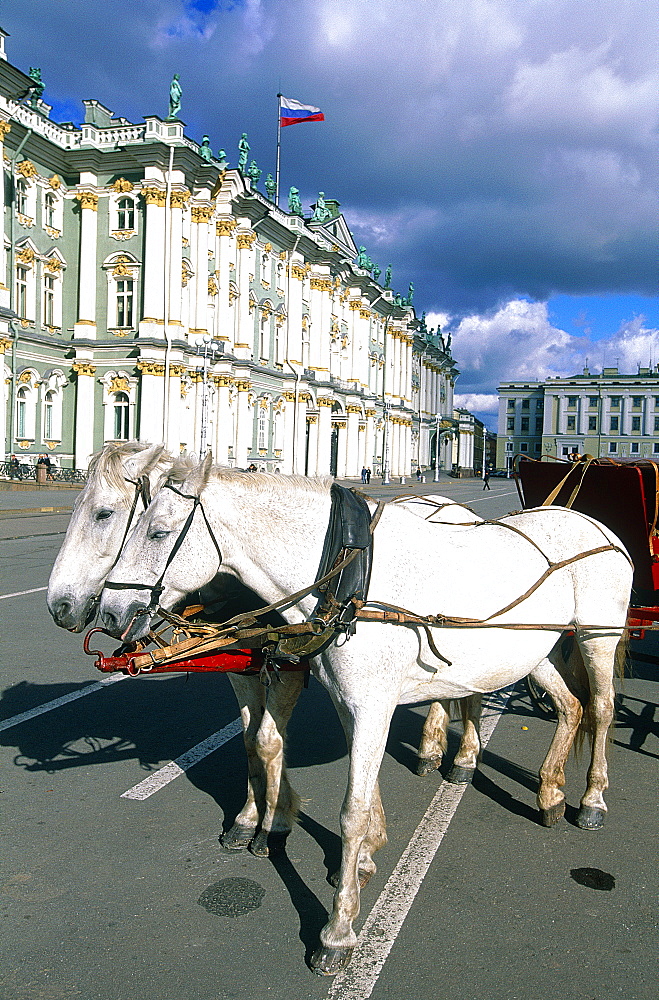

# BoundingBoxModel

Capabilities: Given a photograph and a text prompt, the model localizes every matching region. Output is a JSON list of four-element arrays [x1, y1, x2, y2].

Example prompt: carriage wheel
[[525, 675, 556, 718]]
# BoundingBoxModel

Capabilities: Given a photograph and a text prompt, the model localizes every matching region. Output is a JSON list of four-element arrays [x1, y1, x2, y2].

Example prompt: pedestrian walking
[[9, 454, 19, 479], [361, 467, 367, 484], [482, 468, 491, 490], [366, 468, 371, 484], [416, 467, 422, 481]]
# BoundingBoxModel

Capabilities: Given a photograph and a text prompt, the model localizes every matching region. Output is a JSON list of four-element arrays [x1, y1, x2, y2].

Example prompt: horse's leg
[[447, 693, 483, 784], [248, 671, 305, 857], [416, 700, 449, 775], [312, 701, 394, 976], [221, 673, 266, 850], [529, 657, 583, 827], [574, 633, 619, 830], [328, 777, 387, 889]]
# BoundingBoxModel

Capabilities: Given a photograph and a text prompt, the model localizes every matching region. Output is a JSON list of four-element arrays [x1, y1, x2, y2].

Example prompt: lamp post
[[382, 401, 391, 483], [434, 413, 441, 482], [195, 334, 221, 456]]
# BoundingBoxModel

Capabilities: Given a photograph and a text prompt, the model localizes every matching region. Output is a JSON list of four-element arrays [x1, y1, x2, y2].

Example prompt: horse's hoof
[[576, 805, 605, 831], [219, 823, 255, 851], [310, 945, 354, 976], [540, 800, 565, 827], [249, 829, 288, 858], [328, 868, 373, 889], [447, 764, 476, 784], [416, 755, 442, 776]]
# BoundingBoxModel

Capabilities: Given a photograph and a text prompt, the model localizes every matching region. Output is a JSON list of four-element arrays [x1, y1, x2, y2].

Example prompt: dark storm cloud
[[8, 0, 658, 390]]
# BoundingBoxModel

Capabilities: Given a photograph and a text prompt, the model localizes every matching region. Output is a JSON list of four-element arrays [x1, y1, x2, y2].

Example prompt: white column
[[0, 337, 9, 455], [74, 190, 99, 339], [190, 204, 212, 336], [346, 405, 361, 477], [167, 189, 186, 333], [306, 414, 319, 475], [295, 394, 308, 474], [214, 374, 232, 465], [137, 362, 165, 444], [316, 398, 333, 475], [234, 378, 252, 468], [72, 362, 96, 468], [336, 419, 348, 477], [0, 120, 10, 303], [140, 185, 166, 338], [364, 409, 375, 470], [166, 364, 182, 453], [235, 229, 256, 361], [282, 391, 296, 474], [215, 218, 236, 349]]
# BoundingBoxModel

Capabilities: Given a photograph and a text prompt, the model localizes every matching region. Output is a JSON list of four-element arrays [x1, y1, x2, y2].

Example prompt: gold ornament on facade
[[48, 174, 61, 190], [191, 205, 214, 224], [216, 218, 237, 236], [16, 246, 35, 267], [112, 178, 134, 193], [108, 376, 130, 393], [235, 379, 251, 392], [282, 391, 296, 402], [306, 414, 318, 424], [359, 308, 371, 320], [112, 255, 133, 277], [365, 408, 376, 418], [310, 276, 332, 292], [72, 362, 96, 377], [169, 189, 190, 209], [290, 264, 306, 281], [214, 375, 233, 388], [181, 262, 193, 287], [259, 397, 270, 410], [236, 231, 256, 250], [317, 396, 334, 407], [18, 369, 33, 385], [44, 258, 62, 273], [76, 190, 99, 211], [279, 251, 286, 261], [263, 243, 272, 254], [0, 336, 11, 354], [0, 120, 11, 141], [136, 361, 166, 376], [349, 300, 361, 311], [17, 159, 37, 178], [332, 419, 347, 430], [17, 213, 34, 228], [168, 364, 186, 378], [142, 187, 166, 207], [208, 275, 218, 297], [347, 404, 362, 415], [45, 226, 61, 239]]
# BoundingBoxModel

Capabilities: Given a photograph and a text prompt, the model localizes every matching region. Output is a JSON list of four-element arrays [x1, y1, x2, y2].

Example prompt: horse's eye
[[95, 509, 114, 522], [148, 529, 170, 541]]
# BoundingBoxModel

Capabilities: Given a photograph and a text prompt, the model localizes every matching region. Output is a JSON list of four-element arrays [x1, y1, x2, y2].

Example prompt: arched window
[[113, 392, 129, 440], [44, 192, 56, 228], [260, 251, 270, 285], [16, 387, 27, 438], [259, 311, 270, 360], [43, 273, 55, 326], [301, 321, 311, 369], [117, 197, 135, 230], [116, 279, 133, 327], [258, 407, 267, 450], [44, 390, 54, 439], [16, 179, 28, 216], [16, 266, 29, 319]]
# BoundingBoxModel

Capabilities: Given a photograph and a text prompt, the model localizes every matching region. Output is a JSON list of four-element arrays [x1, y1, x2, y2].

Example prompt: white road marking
[[0, 673, 127, 732], [461, 490, 517, 504], [327, 689, 512, 1000], [0, 585, 48, 600], [121, 717, 243, 800]]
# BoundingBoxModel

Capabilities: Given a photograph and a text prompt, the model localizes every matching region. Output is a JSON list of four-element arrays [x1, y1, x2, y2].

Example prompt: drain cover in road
[[198, 877, 266, 917]]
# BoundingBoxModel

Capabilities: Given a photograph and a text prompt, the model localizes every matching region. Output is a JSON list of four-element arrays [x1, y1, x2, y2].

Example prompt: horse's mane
[[85, 441, 174, 501], [206, 465, 333, 496]]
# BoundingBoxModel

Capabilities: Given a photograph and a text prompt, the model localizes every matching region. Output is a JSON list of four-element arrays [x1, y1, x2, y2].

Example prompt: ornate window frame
[[103, 253, 141, 333], [108, 180, 139, 240], [15, 368, 40, 440], [40, 369, 66, 443], [100, 370, 138, 442]]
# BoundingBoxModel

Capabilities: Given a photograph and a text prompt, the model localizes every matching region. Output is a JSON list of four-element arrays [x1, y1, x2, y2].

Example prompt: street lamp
[[195, 334, 221, 456], [382, 401, 391, 484], [434, 413, 441, 482]]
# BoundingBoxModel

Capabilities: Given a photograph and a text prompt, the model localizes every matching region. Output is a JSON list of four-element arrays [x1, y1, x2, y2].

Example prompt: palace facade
[[0, 31, 458, 475]]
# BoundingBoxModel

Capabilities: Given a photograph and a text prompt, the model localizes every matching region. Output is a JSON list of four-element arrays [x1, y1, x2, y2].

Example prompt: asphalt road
[[0, 475, 656, 1000]]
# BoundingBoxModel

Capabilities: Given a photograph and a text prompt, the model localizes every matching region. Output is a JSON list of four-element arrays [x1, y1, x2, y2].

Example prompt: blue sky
[[5, 0, 657, 428]]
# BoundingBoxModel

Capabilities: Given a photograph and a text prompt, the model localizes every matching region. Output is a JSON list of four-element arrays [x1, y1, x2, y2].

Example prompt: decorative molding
[[76, 190, 99, 211], [365, 408, 377, 418], [110, 229, 135, 241], [359, 308, 371, 320], [44, 225, 61, 239], [349, 300, 361, 311], [16, 246, 35, 267], [72, 362, 96, 377], [0, 337, 11, 354], [216, 218, 237, 236], [112, 177, 134, 193], [290, 264, 306, 281], [263, 242, 272, 253], [168, 364, 186, 377], [44, 258, 62, 273], [208, 275, 218, 296], [316, 396, 334, 407], [259, 397, 270, 410], [283, 391, 296, 402], [214, 375, 234, 388], [142, 186, 166, 207], [48, 174, 61, 190], [112, 255, 134, 277], [306, 414, 318, 424], [108, 376, 130, 393], [310, 276, 332, 292], [0, 121, 11, 141], [137, 360, 166, 376], [332, 419, 347, 429], [236, 231, 256, 250], [279, 251, 287, 260], [191, 204, 214, 224], [235, 379, 252, 392], [17, 159, 37, 178], [170, 189, 190, 209], [17, 213, 34, 228], [347, 404, 362, 414]]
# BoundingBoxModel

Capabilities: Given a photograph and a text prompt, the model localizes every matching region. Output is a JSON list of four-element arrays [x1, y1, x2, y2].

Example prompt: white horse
[[47, 444, 480, 858], [99, 458, 632, 975]]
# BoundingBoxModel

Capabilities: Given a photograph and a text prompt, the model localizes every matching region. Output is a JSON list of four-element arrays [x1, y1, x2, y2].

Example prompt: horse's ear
[[125, 443, 166, 479], [184, 452, 214, 495]]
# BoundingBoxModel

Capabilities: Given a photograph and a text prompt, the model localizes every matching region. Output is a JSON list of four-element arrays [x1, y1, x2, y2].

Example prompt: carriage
[[514, 455, 659, 643]]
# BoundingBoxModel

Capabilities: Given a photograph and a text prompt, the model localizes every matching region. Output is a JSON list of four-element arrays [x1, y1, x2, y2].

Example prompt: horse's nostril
[[102, 609, 118, 633], [51, 599, 71, 624]]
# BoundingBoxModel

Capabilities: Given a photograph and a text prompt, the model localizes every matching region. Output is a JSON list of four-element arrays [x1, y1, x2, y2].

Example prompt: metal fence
[[0, 462, 87, 484]]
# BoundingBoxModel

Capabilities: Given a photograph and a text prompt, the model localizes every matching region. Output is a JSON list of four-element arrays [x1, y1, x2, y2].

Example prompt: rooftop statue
[[199, 135, 213, 162], [384, 264, 392, 288], [356, 246, 372, 270], [28, 67, 45, 109], [407, 281, 414, 304], [265, 173, 276, 201], [247, 160, 261, 186], [373, 263, 381, 281], [288, 186, 302, 216], [216, 149, 228, 170], [238, 133, 250, 173], [312, 191, 331, 222], [168, 74, 182, 119], [419, 310, 427, 333]]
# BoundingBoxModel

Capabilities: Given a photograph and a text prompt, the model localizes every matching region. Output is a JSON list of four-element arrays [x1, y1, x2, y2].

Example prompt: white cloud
[[454, 393, 498, 413]]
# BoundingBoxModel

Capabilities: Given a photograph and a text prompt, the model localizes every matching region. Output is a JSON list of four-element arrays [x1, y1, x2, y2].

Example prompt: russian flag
[[279, 95, 325, 127]]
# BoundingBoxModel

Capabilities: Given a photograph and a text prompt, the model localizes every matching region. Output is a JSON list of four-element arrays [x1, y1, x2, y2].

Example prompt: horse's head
[[99, 453, 221, 642], [47, 442, 171, 631]]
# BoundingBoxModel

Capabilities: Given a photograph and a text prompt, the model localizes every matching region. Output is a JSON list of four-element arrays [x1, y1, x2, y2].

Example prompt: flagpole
[[275, 92, 282, 208]]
